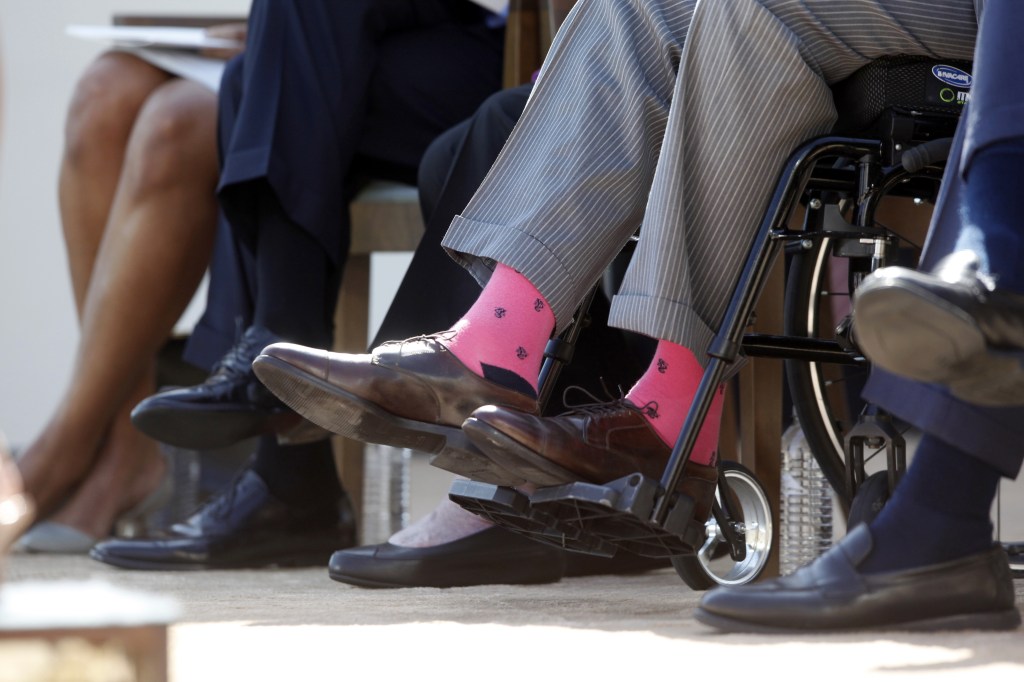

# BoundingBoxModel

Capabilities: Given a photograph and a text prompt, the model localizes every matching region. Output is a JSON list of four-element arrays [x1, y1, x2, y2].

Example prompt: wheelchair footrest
[[530, 474, 705, 558], [449, 474, 706, 559], [448, 479, 616, 556]]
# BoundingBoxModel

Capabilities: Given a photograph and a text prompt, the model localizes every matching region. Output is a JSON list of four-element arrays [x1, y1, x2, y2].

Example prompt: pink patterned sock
[[625, 339, 723, 466], [443, 263, 555, 396]]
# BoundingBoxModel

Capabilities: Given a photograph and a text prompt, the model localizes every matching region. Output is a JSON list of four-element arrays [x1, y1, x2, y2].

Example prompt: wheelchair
[[448, 56, 974, 590]]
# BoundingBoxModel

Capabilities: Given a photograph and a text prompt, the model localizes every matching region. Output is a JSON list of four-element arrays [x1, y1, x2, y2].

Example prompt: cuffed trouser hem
[[442, 214, 600, 330], [609, 293, 716, 366], [863, 369, 1024, 480]]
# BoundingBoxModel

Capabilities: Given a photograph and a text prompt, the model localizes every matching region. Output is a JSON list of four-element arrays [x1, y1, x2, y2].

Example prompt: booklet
[[66, 24, 241, 51], [66, 25, 232, 92], [128, 48, 226, 92]]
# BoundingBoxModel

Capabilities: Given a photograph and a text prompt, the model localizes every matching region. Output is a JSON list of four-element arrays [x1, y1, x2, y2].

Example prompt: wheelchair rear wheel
[[784, 235, 864, 508], [784, 218, 926, 510], [671, 462, 773, 589]]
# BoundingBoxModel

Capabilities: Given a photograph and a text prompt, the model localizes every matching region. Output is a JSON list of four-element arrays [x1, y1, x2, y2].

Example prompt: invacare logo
[[932, 65, 973, 88]]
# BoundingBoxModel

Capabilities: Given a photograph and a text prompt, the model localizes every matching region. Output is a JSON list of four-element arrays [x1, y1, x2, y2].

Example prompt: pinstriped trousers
[[442, 0, 981, 360]]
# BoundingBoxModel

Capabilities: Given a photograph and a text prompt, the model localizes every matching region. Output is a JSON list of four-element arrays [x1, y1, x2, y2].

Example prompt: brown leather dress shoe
[[462, 399, 718, 522], [252, 336, 539, 485]]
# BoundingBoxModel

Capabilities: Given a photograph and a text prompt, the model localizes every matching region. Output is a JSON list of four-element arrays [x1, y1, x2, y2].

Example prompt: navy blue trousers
[[862, 0, 1024, 479], [185, 0, 504, 369]]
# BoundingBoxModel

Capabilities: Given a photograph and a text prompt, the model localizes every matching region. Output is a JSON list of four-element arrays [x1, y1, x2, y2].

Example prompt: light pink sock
[[625, 339, 724, 466], [443, 263, 555, 395], [389, 496, 492, 548]]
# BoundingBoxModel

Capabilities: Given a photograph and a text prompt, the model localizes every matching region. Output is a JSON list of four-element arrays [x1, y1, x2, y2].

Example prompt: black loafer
[[328, 525, 671, 588], [131, 325, 313, 449], [854, 251, 1024, 406], [90, 469, 356, 570], [328, 526, 564, 588], [696, 525, 1021, 633]]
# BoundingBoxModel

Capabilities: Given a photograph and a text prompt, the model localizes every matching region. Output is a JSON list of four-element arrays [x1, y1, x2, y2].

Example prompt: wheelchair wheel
[[672, 462, 773, 590], [784, 234, 865, 508], [784, 222, 927, 511]]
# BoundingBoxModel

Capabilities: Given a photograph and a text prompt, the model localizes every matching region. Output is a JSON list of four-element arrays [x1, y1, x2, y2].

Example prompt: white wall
[[0, 1, 250, 449]]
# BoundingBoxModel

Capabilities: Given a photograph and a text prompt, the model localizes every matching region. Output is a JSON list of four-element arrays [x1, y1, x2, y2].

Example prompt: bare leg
[[58, 52, 173, 313], [46, 380, 166, 539], [19, 66, 220, 518], [16, 53, 169, 515]]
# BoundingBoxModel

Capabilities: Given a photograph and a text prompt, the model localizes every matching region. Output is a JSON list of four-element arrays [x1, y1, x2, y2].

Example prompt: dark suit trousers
[[862, 0, 1024, 480], [185, 0, 504, 369]]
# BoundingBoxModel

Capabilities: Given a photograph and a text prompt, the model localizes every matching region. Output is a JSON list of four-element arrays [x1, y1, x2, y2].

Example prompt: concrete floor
[[2, 553, 1023, 682]]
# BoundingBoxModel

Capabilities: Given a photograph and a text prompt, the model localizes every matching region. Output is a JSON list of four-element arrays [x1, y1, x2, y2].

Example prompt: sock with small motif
[[625, 339, 723, 466], [443, 263, 554, 396]]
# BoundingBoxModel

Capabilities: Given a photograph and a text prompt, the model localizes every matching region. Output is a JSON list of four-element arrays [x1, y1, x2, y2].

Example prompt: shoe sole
[[89, 530, 351, 571], [252, 355, 529, 487], [327, 525, 566, 588], [694, 605, 1022, 633], [855, 281, 1024, 406], [461, 417, 585, 487], [130, 404, 301, 450], [327, 558, 563, 589]]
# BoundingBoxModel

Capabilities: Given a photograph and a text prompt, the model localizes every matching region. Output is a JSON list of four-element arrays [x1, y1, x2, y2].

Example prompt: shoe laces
[[378, 330, 457, 351], [211, 325, 277, 380], [559, 384, 661, 420], [199, 471, 248, 522]]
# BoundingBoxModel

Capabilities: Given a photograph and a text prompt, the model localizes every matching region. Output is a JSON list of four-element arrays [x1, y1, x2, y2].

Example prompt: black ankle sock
[[860, 434, 999, 574], [962, 140, 1024, 292], [250, 437, 343, 509], [251, 189, 340, 348], [480, 363, 538, 398]]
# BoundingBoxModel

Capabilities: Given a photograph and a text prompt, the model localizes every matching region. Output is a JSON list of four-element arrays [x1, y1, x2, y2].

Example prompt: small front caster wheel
[[672, 462, 773, 590]]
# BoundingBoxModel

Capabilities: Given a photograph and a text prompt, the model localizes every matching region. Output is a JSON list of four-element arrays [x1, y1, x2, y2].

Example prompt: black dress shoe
[[328, 525, 671, 588], [132, 326, 313, 449], [854, 251, 1024, 406], [328, 526, 564, 588], [90, 469, 356, 570], [696, 525, 1021, 633]]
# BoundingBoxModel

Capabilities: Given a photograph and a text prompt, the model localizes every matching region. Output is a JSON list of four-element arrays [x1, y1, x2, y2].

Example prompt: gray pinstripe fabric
[[442, 0, 981, 361]]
